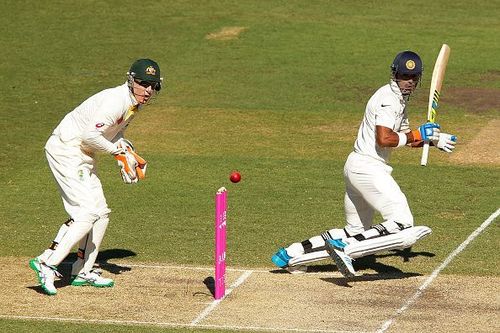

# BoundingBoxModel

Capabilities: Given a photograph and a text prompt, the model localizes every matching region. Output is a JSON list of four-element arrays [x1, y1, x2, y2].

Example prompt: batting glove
[[412, 122, 440, 142], [433, 132, 457, 153]]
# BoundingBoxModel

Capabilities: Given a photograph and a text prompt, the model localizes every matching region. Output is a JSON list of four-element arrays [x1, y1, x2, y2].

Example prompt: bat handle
[[421, 142, 430, 166]]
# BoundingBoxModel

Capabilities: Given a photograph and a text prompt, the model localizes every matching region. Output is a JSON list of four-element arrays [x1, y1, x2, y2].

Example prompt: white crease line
[[60, 261, 270, 273], [376, 207, 500, 333], [0, 314, 365, 333], [190, 270, 253, 325], [60, 261, 340, 276]]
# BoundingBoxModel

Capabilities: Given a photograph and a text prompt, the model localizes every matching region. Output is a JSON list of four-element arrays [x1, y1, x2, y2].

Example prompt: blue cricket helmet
[[391, 51, 423, 77]]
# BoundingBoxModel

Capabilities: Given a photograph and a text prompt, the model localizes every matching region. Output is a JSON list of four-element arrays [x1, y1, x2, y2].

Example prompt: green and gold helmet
[[127, 58, 162, 91]]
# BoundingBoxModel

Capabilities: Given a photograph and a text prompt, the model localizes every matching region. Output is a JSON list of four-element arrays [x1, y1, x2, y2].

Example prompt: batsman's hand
[[433, 132, 457, 153], [114, 139, 148, 184], [412, 122, 440, 142]]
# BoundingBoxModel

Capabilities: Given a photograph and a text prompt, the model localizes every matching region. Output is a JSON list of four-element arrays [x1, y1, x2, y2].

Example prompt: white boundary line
[[376, 208, 500, 333], [191, 270, 253, 325]]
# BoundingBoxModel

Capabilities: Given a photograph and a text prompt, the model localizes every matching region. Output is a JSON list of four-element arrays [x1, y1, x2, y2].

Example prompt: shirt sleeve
[[375, 98, 397, 129], [81, 96, 124, 154]]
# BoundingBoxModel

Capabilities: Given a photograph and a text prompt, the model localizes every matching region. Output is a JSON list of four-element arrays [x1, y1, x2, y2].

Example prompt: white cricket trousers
[[43, 135, 110, 274], [343, 152, 413, 235]]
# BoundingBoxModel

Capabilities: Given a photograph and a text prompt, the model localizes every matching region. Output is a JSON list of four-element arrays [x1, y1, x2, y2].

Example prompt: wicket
[[214, 187, 227, 300]]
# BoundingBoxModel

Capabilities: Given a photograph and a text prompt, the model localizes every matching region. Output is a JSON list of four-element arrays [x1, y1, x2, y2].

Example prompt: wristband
[[397, 132, 407, 147], [411, 129, 422, 142]]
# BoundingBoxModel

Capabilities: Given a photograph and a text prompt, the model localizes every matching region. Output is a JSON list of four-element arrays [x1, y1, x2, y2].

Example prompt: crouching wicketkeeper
[[30, 59, 162, 295]]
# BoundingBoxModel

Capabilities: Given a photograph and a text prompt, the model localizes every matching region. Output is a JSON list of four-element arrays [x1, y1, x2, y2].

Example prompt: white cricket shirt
[[353, 80, 410, 163], [52, 82, 140, 154]]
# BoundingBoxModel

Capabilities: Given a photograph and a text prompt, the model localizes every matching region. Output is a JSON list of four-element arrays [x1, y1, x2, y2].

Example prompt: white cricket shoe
[[29, 258, 60, 295], [326, 239, 356, 278], [71, 269, 114, 288]]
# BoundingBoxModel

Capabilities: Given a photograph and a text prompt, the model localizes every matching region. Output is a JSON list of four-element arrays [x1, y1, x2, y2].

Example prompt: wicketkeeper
[[272, 51, 457, 277], [29, 59, 162, 295]]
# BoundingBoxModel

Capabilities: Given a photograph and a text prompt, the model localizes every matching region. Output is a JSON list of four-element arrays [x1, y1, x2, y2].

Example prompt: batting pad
[[288, 250, 330, 267], [344, 226, 432, 259]]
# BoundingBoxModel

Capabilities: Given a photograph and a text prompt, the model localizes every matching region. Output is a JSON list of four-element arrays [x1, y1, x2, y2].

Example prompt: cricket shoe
[[325, 239, 356, 278], [71, 269, 114, 288], [29, 258, 61, 296], [272, 247, 292, 268]]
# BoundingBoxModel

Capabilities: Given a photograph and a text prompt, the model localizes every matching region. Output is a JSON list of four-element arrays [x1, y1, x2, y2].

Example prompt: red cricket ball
[[230, 171, 241, 183]]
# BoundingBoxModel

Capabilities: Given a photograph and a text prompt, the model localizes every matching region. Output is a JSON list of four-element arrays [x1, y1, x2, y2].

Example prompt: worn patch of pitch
[[450, 118, 500, 165], [206, 26, 247, 40]]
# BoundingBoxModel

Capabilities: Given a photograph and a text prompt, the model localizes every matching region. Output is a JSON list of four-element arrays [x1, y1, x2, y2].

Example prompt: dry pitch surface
[[1, 255, 498, 333]]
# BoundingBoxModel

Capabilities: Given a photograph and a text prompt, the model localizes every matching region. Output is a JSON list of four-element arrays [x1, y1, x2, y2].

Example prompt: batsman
[[272, 51, 457, 277], [29, 59, 162, 295]]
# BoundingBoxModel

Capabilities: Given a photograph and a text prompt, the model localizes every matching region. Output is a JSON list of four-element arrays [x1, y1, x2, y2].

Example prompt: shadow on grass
[[65, 248, 137, 275], [323, 251, 431, 287], [320, 271, 422, 288], [377, 248, 435, 262]]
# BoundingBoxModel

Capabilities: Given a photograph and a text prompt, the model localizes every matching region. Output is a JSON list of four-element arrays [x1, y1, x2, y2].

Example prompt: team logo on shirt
[[405, 60, 416, 70], [95, 122, 105, 128], [145, 66, 156, 75]]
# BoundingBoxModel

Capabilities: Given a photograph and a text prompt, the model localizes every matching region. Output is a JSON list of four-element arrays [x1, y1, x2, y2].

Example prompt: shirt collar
[[389, 80, 406, 102]]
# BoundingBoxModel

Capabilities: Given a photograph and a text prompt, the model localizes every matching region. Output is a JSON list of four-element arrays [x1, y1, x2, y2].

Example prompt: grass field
[[1, 1, 499, 332]]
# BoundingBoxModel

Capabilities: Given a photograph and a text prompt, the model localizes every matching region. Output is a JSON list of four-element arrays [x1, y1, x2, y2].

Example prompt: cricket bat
[[420, 44, 451, 166]]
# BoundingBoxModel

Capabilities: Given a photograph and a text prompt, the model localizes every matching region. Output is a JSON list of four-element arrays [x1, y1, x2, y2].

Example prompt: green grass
[[1, 0, 499, 332]]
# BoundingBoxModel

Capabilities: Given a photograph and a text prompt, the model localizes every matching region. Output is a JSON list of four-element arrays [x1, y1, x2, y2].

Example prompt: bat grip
[[421, 142, 430, 166]]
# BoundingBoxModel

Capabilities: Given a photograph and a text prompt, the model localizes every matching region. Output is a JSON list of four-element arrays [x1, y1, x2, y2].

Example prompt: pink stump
[[214, 187, 227, 300]]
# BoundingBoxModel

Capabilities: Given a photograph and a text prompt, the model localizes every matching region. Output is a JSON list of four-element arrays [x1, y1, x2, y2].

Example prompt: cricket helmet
[[127, 58, 162, 91], [390, 51, 423, 78]]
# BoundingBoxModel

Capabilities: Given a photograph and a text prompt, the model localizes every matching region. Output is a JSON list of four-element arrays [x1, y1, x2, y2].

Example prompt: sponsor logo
[[405, 60, 416, 70], [95, 122, 105, 128], [145, 66, 156, 75]]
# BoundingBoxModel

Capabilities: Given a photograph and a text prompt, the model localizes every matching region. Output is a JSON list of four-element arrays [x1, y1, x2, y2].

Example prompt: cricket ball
[[230, 171, 241, 183]]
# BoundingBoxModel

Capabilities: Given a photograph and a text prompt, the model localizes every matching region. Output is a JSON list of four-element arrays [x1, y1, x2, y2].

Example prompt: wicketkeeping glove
[[433, 132, 457, 153], [412, 122, 441, 142], [114, 139, 148, 184]]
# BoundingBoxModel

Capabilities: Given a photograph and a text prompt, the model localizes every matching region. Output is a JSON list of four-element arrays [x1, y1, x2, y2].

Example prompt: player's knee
[[83, 207, 110, 224], [73, 211, 100, 225], [98, 211, 110, 221]]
